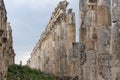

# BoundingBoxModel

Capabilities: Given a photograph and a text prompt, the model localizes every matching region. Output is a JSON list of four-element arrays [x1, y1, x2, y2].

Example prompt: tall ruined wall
[[27, 0, 120, 80], [0, 0, 15, 80], [6, 23, 15, 65], [27, 1, 76, 77]]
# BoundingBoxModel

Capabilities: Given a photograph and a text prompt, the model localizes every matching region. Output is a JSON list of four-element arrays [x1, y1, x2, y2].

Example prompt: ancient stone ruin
[[0, 0, 15, 80], [27, 0, 120, 80], [27, 1, 76, 77]]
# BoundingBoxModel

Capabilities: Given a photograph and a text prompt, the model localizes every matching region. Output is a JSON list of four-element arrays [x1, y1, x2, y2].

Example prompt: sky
[[4, 0, 79, 65]]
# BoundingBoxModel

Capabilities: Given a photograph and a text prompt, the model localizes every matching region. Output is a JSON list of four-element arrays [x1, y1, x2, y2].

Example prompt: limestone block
[[87, 50, 97, 80], [79, 0, 87, 29], [72, 43, 87, 80], [79, 0, 87, 12], [98, 53, 112, 80], [111, 21, 120, 80], [97, 0, 111, 27], [112, 0, 120, 22], [111, 22, 120, 62], [97, 27, 111, 54], [86, 10, 96, 27], [73, 43, 86, 60]]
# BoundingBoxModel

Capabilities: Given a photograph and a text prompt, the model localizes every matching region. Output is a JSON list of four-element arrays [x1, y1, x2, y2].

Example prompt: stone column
[[96, 0, 112, 80], [54, 21, 61, 76], [53, 22, 59, 76], [66, 9, 75, 50], [79, 0, 97, 80], [66, 9, 76, 75], [79, 0, 87, 44], [111, 22, 120, 80], [87, 50, 97, 80], [80, 0, 97, 50], [97, 53, 112, 80], [67, 43, 85, 80], [97, 27, 112, 80], [59, 15, 67, 78]]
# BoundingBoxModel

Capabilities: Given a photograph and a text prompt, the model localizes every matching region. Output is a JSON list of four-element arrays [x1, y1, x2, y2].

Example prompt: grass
[[7, 64, 54, 80]]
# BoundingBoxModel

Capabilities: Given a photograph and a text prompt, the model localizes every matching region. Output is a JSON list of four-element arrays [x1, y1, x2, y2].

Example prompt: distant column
[[66, 9, 76, 50], [79, 0, 87, 44]]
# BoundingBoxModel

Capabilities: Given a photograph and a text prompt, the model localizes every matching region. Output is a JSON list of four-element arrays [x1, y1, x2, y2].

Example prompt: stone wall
[[27, 1, 76, 77], [0, 0, 15, 80], [6, 23, 15, 65], [27, 0, 120, 80]]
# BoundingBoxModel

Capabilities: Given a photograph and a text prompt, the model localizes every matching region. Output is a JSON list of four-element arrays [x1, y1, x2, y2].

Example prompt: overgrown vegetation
[[7, 64, 54, 80]]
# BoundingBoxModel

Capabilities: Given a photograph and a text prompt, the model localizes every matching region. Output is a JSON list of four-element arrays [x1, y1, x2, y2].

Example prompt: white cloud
[[5, 0, 66, 10]]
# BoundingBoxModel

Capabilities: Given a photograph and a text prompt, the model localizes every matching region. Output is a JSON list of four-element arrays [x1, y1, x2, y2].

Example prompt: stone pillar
[[96, 0, 112, 80], [54, 21, 61, 76], [66, 9, 76, 74], [79, 0, 112, 80], [80, 0, 97, 50], [72, 43, 86, 78], [97, 28, 111, 54], [79, 0, 87, 44], [97, 53, 112, 80], [112, 0, 120, 22], [59, 16, 67, 77], [97, 27, 112, 80], [79, 0, 97, 80], [66, 9, 76, 50], [87, 50, 97, 80], [111, 22, 120, 80], [109, 0, 120, 80]]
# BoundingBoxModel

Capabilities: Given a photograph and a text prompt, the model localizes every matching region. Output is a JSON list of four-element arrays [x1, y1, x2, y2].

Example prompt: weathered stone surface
[[79, 0, 87, 44], [111, 5, 120, 64], [79, 0, 112, 80], [79, 0, 98, 50], [111, 0, 120, 80], [97, 27, 111, 54], [0, 1, 15, 80], [27, 0, 120, 80], [112, 0, 120, 22], [70, 43, 86, 78], [87, 50, 97, 80], [97, 0, 111, 27], [98, 53, 112, 80], [111, 22, 120, 80], [27, 1, 76, 78]]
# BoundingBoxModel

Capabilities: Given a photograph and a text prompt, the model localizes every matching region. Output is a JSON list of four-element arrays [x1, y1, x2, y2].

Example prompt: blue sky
[[4, 0, 79, 65]]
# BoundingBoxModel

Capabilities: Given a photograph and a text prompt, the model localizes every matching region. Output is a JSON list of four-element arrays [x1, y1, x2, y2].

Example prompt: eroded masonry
[[27, 0, 120, 80], [0, 0, 15, 80], [27, 1, 76, 77]]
